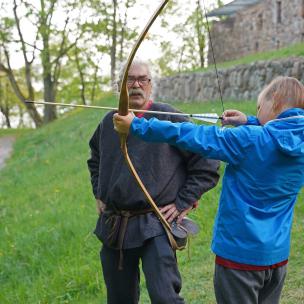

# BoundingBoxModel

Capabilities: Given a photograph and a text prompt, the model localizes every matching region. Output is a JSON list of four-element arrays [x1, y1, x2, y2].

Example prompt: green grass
[[0, 128, 30, 137], [0, 96, 303, 303], [181, 42, 304, 75]]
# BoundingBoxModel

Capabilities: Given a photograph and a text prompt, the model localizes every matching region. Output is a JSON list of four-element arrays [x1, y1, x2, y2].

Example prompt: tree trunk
[[43, 73, 57, 123], [41, 16, 57, 123], [26, 102, 44, 127], [0, 63, 43, 127], [2, 110, 11, 128], [0, 83, 11, 128], [91, 63, 99, 103], [75, 47, 86, 105], [196, 0, 205, 68], [18, 104, 24, 128], [110, 0, 117, 84]]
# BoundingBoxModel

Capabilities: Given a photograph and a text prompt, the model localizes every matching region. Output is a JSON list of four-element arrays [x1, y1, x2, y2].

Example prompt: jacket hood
[[266, 108, 304, 157]]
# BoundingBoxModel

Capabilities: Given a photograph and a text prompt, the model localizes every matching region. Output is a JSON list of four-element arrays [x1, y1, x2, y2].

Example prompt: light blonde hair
[[259, 76, 304, 112]]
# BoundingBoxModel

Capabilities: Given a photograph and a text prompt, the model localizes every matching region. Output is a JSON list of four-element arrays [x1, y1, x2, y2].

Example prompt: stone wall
[[153, 57, 304, 103], [208, 0, 304, 63]]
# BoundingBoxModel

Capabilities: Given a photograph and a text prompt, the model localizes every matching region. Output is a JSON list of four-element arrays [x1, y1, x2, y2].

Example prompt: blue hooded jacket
[[130, 108, 304, 265]]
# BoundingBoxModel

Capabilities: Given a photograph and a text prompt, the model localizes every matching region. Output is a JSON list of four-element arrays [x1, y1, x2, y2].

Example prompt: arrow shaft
[[25, 100, 222, 120]]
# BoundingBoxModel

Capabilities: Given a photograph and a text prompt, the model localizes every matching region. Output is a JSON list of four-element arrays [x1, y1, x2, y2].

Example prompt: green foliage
[[190, 42, 304, 74], [0, 96, 303, 303], [0, 75, 24, 128], [85, 0, 138, 64], [156, 0, 218, 75], [0, 16, 14, 42]]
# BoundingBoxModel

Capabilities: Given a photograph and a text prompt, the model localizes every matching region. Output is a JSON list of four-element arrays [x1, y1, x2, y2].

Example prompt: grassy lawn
[[0, 96, 303, 303], [178, 42, 304, 75], [0, 128, 30, 138]]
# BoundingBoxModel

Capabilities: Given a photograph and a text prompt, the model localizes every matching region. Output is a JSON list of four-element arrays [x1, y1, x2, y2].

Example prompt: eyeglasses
[[127, 76, 151, 87]]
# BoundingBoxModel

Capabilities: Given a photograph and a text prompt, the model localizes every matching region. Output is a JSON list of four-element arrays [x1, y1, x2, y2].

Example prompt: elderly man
[[87, 59, 220, 304]]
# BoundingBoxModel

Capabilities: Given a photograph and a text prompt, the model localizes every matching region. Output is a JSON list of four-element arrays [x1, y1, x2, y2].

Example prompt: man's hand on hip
[[160, 203, 193, 224], [96, 199, 106, 215]]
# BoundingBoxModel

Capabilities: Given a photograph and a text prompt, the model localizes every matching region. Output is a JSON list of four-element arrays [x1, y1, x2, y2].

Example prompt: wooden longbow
[[117, 0, 185, 250]]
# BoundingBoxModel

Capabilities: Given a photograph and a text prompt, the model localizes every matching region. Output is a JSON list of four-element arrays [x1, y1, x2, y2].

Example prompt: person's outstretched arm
[[113, 112, 255, 165], [222, 109, 260, 126]]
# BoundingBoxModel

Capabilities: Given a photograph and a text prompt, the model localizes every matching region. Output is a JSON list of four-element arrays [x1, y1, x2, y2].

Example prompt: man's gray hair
[[115, 58, 153, 92]]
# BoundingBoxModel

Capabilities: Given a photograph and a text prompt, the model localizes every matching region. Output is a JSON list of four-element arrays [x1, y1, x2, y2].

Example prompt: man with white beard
[[87, 58, 220, 304]]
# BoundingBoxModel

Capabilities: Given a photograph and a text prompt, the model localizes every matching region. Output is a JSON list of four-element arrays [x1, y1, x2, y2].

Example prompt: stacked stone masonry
[[208, 0, 304, 63], [153, 57, 304, 102]]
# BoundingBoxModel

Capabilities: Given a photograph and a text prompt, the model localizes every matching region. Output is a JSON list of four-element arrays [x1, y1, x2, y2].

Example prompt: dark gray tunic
[[87, 102, 220, 249]]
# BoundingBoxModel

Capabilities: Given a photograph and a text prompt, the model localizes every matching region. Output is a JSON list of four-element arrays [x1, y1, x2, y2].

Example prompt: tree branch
[[13, 0, 35, 100]]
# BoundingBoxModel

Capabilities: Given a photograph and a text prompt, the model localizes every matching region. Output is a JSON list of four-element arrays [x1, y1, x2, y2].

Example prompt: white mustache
[[129, 88, 145, 98]]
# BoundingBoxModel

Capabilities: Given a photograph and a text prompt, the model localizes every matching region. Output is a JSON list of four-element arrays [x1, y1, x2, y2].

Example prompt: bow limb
[[118, 0, 172, 233], [118, 0, 169, 115]]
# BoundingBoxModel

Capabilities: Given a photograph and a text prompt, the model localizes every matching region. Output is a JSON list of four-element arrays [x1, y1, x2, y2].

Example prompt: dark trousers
[[100, 234, 185, 304], [214, 264, 287, 304]]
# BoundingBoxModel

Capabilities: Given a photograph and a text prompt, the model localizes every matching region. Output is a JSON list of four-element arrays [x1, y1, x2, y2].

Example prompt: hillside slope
[[0, 96, 303, 303]]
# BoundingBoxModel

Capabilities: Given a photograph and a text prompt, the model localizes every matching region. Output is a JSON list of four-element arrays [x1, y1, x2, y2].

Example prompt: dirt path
[[0, 136, 16, 170]]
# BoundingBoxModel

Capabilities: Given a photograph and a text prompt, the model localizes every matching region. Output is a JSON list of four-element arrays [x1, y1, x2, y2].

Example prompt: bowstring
[[201, 0, 225, 113]]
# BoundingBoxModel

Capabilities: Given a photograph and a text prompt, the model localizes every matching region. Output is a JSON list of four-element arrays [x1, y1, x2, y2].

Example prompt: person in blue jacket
[[113, 76, 304, 304]]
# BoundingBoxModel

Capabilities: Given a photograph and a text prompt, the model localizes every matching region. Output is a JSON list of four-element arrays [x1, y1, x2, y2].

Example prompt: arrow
[[25, 100, 222, 124]]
